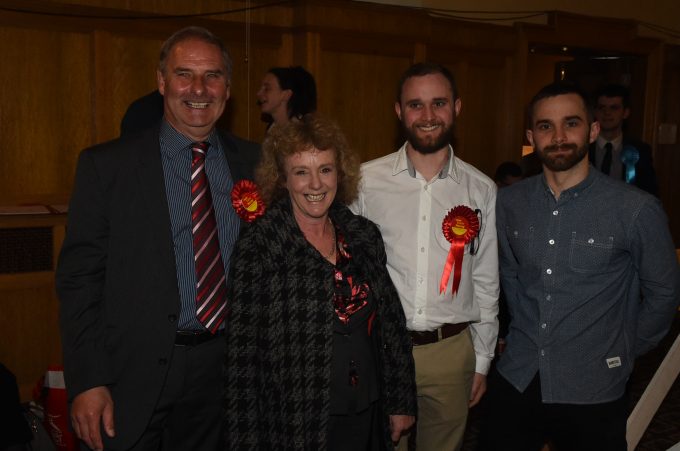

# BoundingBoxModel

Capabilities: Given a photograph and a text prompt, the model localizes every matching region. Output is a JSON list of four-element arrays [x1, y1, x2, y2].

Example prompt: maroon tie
[[191, 142, 227, 333]]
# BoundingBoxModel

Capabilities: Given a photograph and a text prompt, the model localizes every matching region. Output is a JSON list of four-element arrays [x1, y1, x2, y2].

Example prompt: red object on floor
[[42, 365, 78, 451]]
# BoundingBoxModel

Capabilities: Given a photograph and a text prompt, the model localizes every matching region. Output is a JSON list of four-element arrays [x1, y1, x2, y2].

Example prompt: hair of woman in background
[[224, 114, 417, 450], [256, 66, 317, 129]]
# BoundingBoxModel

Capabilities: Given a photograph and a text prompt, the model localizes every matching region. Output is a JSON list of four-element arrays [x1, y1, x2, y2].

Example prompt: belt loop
[[437, 327, 443, 341]]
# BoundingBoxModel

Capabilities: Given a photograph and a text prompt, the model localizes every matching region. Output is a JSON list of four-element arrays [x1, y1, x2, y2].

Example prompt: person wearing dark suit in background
[[589, 83, 658, 196], [256, 66, 317, 129], [56, 26, 259, 451], [119, 90, 164, 137]]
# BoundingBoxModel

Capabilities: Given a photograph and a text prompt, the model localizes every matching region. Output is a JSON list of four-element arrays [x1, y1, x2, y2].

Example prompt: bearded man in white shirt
[[351, 62, 499, 450]]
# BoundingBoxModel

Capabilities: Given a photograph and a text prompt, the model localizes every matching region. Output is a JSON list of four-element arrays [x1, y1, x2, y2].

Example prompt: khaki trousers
[[397, 328, 476, 451]]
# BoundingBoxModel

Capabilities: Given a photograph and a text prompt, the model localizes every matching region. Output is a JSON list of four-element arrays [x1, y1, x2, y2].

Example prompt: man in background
[[589, 83, 658, 195]]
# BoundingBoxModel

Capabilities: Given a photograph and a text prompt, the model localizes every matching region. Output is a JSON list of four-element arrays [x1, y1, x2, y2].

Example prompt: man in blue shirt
[[481, 82, 679, 451]]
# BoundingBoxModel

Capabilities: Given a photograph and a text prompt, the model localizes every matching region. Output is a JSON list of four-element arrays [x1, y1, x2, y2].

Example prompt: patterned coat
[[224, 198, 417, 450]]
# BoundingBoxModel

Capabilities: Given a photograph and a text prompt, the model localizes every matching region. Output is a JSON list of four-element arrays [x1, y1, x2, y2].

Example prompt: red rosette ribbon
[[231, 180, 265, 222], [439, 206, 480, 296]]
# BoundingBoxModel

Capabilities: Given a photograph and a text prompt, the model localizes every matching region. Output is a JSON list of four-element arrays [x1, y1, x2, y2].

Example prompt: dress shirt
[[496, 168, 679, 404], [352, 143, 499, 374], [594, 134, 623, 179], [159, 120, 239, 330]]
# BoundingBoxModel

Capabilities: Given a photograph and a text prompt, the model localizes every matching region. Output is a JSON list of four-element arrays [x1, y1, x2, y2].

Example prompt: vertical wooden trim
[[644, 43, 665, 152], [279, 33, 294, 65], [414, 42, 427, 63], [91, 30, 114, 145]]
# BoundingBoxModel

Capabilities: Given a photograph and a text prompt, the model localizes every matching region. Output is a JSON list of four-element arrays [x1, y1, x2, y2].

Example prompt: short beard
[[535, 142, 589, 172], [402, 120, 456, 155]]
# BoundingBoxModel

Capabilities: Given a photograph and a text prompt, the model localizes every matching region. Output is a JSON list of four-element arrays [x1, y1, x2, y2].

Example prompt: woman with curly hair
[[224, 114, 416, 450]]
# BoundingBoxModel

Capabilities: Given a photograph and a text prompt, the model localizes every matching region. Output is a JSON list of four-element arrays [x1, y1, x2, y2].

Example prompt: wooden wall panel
[[220, 37, 286, 143], [456, 60, 512, 177], [35, 0, 294, 27], [0, 272, 63, 400], [105, 33, 164, 140], [0, 28, 91, 204], [657, 45, 680, 247], [317, 50, 412, 162], [1, 0, 678, 401]]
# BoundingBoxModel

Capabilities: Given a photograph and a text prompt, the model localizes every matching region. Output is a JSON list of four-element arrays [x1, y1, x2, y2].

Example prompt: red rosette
[[439, 206, 480, 296], [231, 180, 265, 222]]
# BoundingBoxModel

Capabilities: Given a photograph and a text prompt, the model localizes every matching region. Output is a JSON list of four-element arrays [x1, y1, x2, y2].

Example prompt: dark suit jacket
[[588, 137, 658, 196], [56, 124, 259, 450]]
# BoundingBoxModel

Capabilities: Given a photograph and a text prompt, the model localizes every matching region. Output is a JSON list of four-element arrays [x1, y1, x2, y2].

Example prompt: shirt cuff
[[475, 355, 492, 375]]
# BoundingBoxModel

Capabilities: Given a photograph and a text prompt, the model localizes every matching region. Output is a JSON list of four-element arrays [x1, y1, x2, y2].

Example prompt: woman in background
[[256, 66, 317, 129]]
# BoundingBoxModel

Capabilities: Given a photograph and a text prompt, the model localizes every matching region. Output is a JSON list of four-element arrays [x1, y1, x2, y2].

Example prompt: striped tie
[[191, 142, 227, 333]]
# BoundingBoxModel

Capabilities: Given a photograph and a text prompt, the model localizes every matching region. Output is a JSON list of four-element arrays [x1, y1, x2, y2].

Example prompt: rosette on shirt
[[439, 205, 479, 296], [231, 180, 265, 222]]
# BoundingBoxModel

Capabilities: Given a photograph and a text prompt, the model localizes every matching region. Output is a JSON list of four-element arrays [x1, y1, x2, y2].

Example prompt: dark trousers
[[328, 402, 384, 451], [128, 336, 225, 451], [479, 370, 628, 451]]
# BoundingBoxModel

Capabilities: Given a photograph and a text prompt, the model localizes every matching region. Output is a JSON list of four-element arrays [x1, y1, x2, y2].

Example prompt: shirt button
[[168, 314, 177, 323], [540, 350, 545, 356], [158, 358, 167, 366], [546, 269, 552, 275], [541, 323, 547, 329], [420, 247, 425, 253], [417, 309, 423, 315], [552, 210, 559, 216], [588, 238, 594, 244], [548, 239, 555, 245], [546, 294, 551, 301], [422, 215, 427, 221]]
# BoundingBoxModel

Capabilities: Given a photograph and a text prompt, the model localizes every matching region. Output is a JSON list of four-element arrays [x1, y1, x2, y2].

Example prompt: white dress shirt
[[351, 143, 499, 374]]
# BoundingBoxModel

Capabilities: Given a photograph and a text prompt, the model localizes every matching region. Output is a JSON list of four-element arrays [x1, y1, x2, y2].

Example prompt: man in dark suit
[[589, 83, 658, 196], [56, 26, 259, 451], [119, 90, 164, 137]]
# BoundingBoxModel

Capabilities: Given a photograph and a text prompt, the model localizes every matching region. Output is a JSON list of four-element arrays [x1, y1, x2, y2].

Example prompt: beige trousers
[[397, 328, 476, 451]]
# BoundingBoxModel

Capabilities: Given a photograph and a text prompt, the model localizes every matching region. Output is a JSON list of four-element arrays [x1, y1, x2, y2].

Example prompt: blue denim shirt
[[496, 167, 679, 404]]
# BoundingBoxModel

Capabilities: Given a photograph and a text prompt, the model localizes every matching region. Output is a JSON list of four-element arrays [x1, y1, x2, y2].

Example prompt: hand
[[389, 414, 415, 443], [71, 386, 115, 451], [468, 372, 487, 407]]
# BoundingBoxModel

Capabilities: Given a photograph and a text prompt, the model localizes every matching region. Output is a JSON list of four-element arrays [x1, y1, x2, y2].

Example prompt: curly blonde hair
[[256, 114, 360, 205]]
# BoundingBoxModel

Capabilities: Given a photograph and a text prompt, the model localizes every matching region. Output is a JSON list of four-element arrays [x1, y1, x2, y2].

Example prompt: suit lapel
[[134, 128, 178, 283], [218, 130, 248, 182]]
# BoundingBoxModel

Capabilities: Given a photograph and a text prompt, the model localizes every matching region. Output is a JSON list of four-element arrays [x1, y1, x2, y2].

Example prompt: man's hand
[[71, 386, 115, 451], [389, 414, 415, 443], [468, 372, 487, 407]]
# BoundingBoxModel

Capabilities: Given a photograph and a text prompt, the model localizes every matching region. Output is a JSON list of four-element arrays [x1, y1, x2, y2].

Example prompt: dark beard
[[402, 120, 456, 155], [535, 142, 589, 172]]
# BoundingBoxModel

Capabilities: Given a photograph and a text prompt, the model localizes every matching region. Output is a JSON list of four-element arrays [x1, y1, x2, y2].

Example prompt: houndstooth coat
[[224, 198, 417, 450]]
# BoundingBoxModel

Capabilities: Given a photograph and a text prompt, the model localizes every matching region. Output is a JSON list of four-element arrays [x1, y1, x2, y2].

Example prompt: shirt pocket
[[505, 225, 537, 266], [569, 232, 614, 273]]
